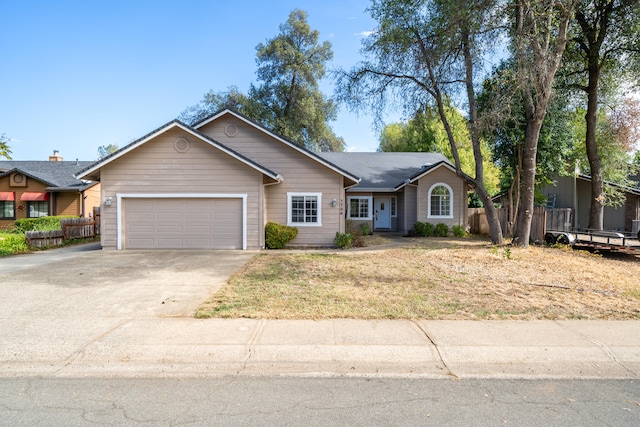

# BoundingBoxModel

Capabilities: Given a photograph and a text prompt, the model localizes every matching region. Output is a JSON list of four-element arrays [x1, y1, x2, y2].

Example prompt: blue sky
[[0, 0, 391, 161]]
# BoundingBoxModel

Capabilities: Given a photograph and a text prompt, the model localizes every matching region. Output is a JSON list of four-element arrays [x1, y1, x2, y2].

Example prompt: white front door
[[374, 197, 391, 229]]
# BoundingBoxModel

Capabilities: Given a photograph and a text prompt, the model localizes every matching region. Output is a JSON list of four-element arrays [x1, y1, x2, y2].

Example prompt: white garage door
[[124, 198, 243, 249]]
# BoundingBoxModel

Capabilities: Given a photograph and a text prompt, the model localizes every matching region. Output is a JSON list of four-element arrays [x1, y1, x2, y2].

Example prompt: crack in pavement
[[239, 319, 266, 374], [412, 320, 459, 380], [555, 321, 639, 378], [54, 318, 134, 374]]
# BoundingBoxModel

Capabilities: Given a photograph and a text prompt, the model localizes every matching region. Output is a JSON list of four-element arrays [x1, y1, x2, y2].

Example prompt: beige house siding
[[403, 185, 418, 234], [99, 128, 265, 249], [417, 166, 467, 228], [199, 116, 346, 246]]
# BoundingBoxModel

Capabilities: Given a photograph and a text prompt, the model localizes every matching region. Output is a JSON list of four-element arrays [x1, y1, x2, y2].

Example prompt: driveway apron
[[0, 246, 255, 372]]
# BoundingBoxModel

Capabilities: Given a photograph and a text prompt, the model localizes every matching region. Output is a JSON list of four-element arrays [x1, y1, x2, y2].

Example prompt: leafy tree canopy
[[179, 9, 344, 152], [379, 105, 500, 195], [97, 144, 119, 160], [0, 133, 12, 160]]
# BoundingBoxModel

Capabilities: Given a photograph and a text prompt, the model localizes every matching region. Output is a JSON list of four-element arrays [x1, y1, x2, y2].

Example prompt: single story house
[[0, 151, 100, 230], [76, 109, 468, 250], [541, 174, 640, 233]]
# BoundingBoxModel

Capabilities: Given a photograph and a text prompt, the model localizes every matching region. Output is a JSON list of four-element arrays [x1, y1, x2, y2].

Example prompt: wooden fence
[[468, 206, 547, 243], [25, 230, 64, 248], [25, 217, 98, 249], [61, 217, 97, 239]]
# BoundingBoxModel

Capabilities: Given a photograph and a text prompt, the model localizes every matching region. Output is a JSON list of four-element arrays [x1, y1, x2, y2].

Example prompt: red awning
[[0, 192, 15, 201], [20, 192, 50, 201]]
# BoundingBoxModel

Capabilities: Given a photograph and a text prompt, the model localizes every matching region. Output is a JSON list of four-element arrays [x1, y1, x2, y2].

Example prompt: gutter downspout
[[262, 176, 284, 248]]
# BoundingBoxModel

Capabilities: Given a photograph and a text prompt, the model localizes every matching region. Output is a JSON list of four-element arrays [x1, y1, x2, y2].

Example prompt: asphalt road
[[1, 377, 638, 426]]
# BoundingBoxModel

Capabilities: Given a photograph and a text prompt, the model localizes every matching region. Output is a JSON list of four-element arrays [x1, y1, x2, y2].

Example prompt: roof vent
[[49, 150, 63, 162]]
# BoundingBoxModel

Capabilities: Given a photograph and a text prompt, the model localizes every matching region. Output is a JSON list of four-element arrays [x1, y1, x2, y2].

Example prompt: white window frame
[[391, 196, 397, 218], [427, 183, 453, 219], [347, 196, 373, 220], [287, 192, 322, 227]]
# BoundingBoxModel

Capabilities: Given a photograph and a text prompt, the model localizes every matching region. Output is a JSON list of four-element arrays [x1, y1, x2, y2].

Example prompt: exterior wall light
[[332, 199, 337, 207], [105, 197, 112, 207]]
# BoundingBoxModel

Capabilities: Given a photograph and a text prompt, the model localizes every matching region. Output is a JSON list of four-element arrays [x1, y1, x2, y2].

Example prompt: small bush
[[345, 220, 366, 247], [265, 222, 298, 249], [334, 232, 353, 249], [14, 216, 71, 233], [358, 222, 371, 236], [434, 223, 449, 237], [413, 222, 434, 237], [452, 225, 466, 237]]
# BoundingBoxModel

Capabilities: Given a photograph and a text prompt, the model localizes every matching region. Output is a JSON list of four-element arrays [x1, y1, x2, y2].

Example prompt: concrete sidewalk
[[2, 318, 639, 379]]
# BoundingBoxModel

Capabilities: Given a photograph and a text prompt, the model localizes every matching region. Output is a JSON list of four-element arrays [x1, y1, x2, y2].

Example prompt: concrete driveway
[[0, 244, 256, 373], [0, 244, 256, 318]]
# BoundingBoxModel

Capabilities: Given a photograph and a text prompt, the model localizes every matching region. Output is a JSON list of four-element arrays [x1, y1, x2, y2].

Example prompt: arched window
[[428, 183, 453, 218]]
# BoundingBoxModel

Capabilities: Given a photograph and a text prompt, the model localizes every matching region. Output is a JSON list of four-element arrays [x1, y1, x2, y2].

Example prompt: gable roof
[[75, 120, 283, 182], [193, 109, 360, 185], [0, 161, 98, 191], [317, 152, 453, 192]]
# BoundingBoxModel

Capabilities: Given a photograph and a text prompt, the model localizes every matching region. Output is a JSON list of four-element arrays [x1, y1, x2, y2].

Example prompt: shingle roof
[[317, 152, 452, 191], [0, 161, 97, 191]]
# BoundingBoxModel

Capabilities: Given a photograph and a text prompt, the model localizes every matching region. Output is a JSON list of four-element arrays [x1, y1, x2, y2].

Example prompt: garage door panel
[[124, 197, 242, 249], [157, 238, 184, 249], [186, 225, 212, 233]]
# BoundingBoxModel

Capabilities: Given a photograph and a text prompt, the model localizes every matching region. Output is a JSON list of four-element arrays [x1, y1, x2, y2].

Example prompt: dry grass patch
[[196, 238, 640, 320]]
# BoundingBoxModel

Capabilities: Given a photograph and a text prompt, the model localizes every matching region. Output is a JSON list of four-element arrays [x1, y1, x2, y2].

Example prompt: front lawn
[[197, 237, 640, 320]]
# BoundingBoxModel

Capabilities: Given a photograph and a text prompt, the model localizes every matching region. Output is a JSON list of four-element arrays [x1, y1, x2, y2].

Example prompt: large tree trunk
[[514, 116, 545, 246], [584, 48, 604, 230], [462, 26, 503, 245], [512, 0, 576, 247]]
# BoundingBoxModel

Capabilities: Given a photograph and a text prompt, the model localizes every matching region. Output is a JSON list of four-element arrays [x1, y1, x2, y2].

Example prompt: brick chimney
[[49, 150, 63, 161]]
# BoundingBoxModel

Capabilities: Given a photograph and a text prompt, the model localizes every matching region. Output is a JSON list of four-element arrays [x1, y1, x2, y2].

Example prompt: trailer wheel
[[556, 233, 571, 245], [544, 233, 556, 245]]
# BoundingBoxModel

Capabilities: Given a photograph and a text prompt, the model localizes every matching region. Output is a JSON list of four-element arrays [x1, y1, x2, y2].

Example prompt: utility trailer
[[544, 229, 640, 254]]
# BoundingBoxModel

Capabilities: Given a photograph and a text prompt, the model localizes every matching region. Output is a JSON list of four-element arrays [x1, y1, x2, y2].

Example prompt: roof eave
[[76, 120, 281, 182], [346, 187, 396, 193], [394, 161, 458, 190]]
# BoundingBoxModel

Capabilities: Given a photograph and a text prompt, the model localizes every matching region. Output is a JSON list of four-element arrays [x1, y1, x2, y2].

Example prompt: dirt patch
[[197, 237, 640, 320]]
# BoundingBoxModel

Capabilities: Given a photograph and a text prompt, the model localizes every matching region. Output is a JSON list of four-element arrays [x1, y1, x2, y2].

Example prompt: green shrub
[[334, 232, 352, 249], [424, 222, 435, 237], [265, 222, 298, 249], [452, 225, 466, 237], [0, 232, 28, 256], [14, 216, 71, 233], [413, 222, 435, 237], [358, 222, 371, 236], [434, 223, 449, 237]]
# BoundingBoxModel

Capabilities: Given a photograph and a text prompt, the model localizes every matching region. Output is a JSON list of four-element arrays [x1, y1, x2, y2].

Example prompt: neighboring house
[[541, 174, 640, 233], [0, 151, 101, 230], [76, 109, 468, 250]]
